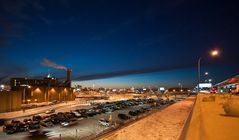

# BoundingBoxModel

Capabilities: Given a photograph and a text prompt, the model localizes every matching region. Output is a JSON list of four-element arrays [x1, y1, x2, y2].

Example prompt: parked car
[[40, 119, 54, 127], [49, 116, 61, 124], [0, 118, 6, 126], [11, 120, 21, 124], [45, 109, 55, 114], [28, 121, 40, 130], [169, 99, 175, 104], [60, 118, 78, 127], [3, 124, 17, 134], [118, 113, 130, 120], [98, 118, 110, 127], [28, 130, 54, 139], [86, 109, 97, 117], [23, 119, 32, 124], [16, 123, 28, 132], [128, 110, 139, 116], [71, 111, 82, 118], [32, 115, 43, 122]]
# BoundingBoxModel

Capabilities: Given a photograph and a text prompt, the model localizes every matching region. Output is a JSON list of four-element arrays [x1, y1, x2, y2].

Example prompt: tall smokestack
[[66, 68, 72, 87]]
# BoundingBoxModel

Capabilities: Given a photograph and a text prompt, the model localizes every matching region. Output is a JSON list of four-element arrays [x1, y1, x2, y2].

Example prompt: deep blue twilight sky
[[0, 0, 238, 88]]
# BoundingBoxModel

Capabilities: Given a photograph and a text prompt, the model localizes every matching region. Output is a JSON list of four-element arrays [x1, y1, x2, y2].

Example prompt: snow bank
[[101, 97, 195, 140]]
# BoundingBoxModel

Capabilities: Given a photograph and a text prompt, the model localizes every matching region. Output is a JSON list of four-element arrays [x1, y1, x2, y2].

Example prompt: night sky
[[0, 0, 238, 88]]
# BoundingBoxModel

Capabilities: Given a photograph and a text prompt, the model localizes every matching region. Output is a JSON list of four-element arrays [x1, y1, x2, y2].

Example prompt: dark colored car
[[3, 124, 17, 134], [28, 121, 40, 130], [11, 120, 21, 124], [78, 109, 87, 114], [40, 119, 54, 127], [23, 119, 33, 124], [0, 118, 6, 126], [128, 111, 139, 116], [28, 130, 54, 139], [118, 113, 130, 120], [50, 117, 60, 124], [141, 107, 151, 112], [86, 110, 97, 117], [33, 115, 43, 122], [169, 99, 175, 104], [16, 123, 28, 132]]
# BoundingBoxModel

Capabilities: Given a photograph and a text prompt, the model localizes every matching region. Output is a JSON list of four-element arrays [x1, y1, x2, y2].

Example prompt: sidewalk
[[101, 96, 195, 140], [0, 101, 78, 119], [184, 94, 239, 140]]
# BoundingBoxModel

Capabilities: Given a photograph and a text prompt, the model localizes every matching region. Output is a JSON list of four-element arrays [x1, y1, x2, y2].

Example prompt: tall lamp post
[[178, 83, 182, 91], [197, 50, 219, 93]]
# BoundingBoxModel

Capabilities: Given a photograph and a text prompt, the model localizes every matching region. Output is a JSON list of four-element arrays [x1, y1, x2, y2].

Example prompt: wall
[[29, 86, 75, 103], [0, 91, 22, 113]]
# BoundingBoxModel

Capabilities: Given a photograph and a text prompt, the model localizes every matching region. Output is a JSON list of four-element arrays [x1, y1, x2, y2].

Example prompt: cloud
[[0, 64, 30, 83], [75, 63, 196, 81]]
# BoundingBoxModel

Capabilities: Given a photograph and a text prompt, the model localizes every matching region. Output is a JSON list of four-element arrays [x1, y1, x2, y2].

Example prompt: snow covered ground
[[185, 94, 239, 140], [101, 96, 195, 140]]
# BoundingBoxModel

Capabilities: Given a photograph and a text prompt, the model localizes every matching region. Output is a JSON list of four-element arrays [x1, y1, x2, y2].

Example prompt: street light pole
[[198, 57, 202, 93], [23, 87, 26, 104], [178, 83, 182, 91], [197, 49, 219, 93]]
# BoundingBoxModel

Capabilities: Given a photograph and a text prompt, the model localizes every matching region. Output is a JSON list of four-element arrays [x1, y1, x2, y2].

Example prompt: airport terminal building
[[214, 75, 239, 93]]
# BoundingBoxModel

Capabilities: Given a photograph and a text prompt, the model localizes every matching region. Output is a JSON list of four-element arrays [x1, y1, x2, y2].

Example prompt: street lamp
[[211, 50, 219, 56], [178, 83, 182, 91], [197, 49, 219, 92]]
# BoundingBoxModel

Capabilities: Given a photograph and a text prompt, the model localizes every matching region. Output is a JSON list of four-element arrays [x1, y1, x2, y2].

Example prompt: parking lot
[[0, 96, 187, 140]]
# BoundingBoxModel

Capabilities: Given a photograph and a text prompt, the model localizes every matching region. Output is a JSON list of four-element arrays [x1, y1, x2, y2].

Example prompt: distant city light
[[0, 85, 4, 89], [199, 83, 212, 88]]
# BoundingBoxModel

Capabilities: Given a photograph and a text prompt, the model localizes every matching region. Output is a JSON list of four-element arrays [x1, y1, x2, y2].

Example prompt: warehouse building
[[0, 69, 75, 113]]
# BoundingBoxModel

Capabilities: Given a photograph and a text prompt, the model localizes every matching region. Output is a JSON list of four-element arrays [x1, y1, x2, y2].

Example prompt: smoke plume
[[41, 58, 66, 70]]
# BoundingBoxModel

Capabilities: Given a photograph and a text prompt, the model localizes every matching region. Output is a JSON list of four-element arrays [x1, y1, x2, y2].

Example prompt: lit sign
[[199, 83, 212, 88]]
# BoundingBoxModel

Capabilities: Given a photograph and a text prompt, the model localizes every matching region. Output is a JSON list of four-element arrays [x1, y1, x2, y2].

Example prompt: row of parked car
[[93, 98, 163, 113], [2, 98, 175, 135], [117, 106, 155, 121], [2, 111, 82, 134]]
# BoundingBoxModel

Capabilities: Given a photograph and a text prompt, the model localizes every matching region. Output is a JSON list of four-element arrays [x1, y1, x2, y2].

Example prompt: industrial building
[[0, 69, 75, 113]]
